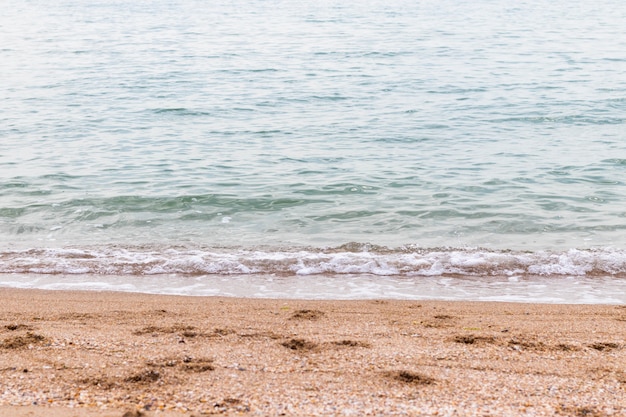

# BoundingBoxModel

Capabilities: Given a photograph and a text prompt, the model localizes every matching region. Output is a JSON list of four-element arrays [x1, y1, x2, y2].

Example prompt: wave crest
[[1, 245, 626, 277]]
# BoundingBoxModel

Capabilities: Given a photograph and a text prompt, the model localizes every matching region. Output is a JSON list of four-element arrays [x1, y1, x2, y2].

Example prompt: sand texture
[[0, 288, 625, 416]]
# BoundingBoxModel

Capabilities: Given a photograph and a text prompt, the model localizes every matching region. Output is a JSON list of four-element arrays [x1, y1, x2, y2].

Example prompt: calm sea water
[[2, 0, 626, 302]]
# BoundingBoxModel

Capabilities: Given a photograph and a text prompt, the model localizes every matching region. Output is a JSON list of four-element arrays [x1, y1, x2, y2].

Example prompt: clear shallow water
[[3, 273, 626, 304], [1, 0, 626, 302]]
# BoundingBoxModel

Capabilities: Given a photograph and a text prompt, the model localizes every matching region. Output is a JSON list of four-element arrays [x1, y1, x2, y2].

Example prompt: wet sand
[[0, 288, 625, 416]]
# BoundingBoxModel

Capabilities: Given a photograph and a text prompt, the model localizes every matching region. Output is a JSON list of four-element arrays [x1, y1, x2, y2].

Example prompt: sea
[[2, 0, 626, 303]]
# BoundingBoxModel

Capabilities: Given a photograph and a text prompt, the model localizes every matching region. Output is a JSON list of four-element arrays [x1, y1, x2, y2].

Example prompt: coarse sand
[[0, 288, 625, 416]]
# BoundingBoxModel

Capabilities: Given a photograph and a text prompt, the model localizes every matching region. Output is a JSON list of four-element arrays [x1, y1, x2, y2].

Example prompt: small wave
[[491, 115, 624, 125], [1, 245, 625, 278], [152, 108, 211, 116]]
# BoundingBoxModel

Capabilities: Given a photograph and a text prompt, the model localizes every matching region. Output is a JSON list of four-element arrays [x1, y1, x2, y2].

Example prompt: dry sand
[[0, 288, 625, 416]]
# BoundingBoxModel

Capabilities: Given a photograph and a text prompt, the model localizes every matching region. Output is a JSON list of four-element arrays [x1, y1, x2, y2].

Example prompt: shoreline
[[3, 272, 626, 304], [0, 288, 625, 416]]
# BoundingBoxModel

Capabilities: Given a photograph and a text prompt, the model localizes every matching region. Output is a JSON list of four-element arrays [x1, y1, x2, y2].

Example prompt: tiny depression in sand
[[3, 0, 626, 416]]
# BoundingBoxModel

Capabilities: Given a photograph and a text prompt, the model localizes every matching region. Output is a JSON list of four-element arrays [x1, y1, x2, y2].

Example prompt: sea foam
[[1, 246, 626, 278]]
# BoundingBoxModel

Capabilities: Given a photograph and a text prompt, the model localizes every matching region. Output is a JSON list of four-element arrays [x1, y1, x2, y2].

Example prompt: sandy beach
[[0, 288, 624, 416]]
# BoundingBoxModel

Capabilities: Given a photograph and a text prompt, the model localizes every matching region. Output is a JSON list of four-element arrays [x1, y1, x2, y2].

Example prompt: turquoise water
[[2, 0, 626, 301]]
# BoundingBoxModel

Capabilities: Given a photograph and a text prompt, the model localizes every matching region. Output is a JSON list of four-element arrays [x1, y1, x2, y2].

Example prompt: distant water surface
[[1, 0, 626, 302]]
